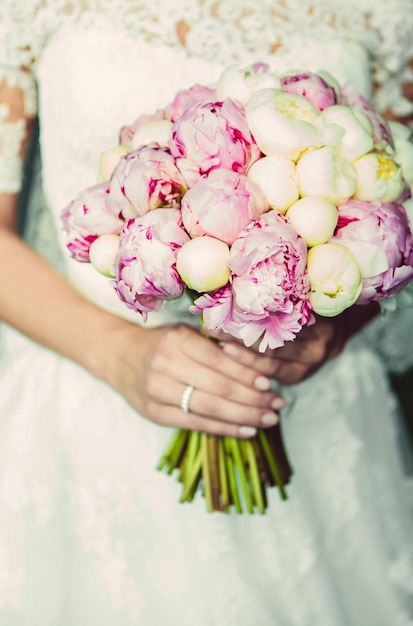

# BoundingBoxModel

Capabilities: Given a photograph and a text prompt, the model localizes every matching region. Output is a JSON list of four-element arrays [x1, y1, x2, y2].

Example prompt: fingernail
[[254, 375, 270, 390], [271, 397, 285, 410], [260, 412, 278, 426], [223, 343, 240, 358], [238, 426, 257, 438]]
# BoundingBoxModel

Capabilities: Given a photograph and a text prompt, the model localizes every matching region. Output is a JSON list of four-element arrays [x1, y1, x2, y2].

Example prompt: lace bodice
[[3, 0, 413, 73], [1, 0, 413, 194]]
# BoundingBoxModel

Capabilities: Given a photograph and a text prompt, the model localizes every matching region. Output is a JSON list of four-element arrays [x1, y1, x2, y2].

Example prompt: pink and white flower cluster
[[62, 63, 413, 351]]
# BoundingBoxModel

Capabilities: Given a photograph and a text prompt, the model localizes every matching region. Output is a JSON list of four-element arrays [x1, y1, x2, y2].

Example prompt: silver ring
[[180, 385, 195, 414]]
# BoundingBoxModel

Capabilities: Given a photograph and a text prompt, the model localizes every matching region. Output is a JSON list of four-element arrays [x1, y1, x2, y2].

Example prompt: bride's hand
[[91, 321, 284, 437], [221, 316, 344, 385], [221, 304, 380, 385]]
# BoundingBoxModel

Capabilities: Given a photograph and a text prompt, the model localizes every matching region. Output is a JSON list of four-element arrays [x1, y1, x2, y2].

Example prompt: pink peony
[[168, 99, 261, 187], [331, 198, 413, 303], [108, 145, 187, 220], [165, 84, 217, 122], [61, 182, 124, 262], [119, 109, 167, 145], [181, 169, 269, 245], [113, 208, 190, 319], [191, 211, 313, 351], [339, 85, 393, 146], [280, 72, 337, 111]]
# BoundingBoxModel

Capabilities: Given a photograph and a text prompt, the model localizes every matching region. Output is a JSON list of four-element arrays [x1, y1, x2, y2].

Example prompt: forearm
[[0, 217, 134, 377]]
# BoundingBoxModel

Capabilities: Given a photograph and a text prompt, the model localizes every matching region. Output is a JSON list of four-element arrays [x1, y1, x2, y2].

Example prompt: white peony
[[307, 243, 362, 316], [286, 196, 338, 246], [247, 156, 299, 213]]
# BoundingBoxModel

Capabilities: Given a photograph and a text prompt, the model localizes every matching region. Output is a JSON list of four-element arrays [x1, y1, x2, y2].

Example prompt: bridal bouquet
[[62, 63, 413, 514]]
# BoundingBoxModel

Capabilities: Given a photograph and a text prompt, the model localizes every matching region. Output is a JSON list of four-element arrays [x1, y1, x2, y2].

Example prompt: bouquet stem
[[157, 424, 292, 514]]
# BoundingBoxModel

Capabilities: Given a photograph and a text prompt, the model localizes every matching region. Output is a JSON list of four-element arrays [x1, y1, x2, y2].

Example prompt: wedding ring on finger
[[180, 385, 195, 414]]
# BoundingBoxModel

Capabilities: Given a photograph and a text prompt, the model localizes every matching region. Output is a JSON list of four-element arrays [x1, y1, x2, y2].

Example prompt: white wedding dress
[[1, 1, 413, 624]]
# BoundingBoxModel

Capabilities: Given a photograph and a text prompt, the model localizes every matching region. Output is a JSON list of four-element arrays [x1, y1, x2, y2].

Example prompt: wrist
[[83, 312, 158, 412], [81, 312, 142, 383]]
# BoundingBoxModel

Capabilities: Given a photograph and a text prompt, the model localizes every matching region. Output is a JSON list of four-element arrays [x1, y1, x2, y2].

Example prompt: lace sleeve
[[0, 6, 38, 194]]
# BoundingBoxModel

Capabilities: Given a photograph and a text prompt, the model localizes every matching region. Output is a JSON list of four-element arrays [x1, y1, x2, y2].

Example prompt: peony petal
[[340, 241, 389, 277]]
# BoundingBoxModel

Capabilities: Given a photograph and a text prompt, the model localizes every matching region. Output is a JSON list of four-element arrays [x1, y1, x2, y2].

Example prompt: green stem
[[218, 437, 230, 512], [229, 438, 254, 514], [252, 436, 269, 509], [258, 429, 288, 500], [252, 436, 269, 483], [266, 425, 293, 486], [223, 438, 242, 514], [179, 430, 200, 483], [157, 429, 186, 471], [208, 435, 221, 511], [244, 439, 266, 514], [166, 429, 188, 475], [180, 446, 203, 503], [201, 433, 213, 512]]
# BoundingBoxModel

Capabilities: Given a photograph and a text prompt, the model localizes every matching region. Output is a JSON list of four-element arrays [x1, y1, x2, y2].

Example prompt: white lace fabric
[[1, 0, 413, 194]]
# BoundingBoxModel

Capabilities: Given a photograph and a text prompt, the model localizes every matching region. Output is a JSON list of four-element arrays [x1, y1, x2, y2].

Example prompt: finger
[[222, 342, 280, 376], [219, 349, 312, 385], [153, 330, 284, 404], [192, 391, 280, 428], [147, 400, 269, 439], [223, 335, 328, 371], [147, 375, 282, 427], [181, 331, 275, 390]]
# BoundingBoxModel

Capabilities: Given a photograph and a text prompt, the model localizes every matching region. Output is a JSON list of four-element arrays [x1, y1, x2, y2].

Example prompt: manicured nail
[[260, 412, 278, 426], [254, 375, 270, 390], [271, 397, 285, 410], [223, 343, 240, 358], [238, 426, 257, 438]]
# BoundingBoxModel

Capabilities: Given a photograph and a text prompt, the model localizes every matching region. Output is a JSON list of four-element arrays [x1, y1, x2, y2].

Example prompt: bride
[[0, 1, 413, 624]]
